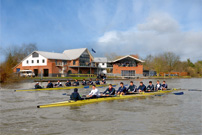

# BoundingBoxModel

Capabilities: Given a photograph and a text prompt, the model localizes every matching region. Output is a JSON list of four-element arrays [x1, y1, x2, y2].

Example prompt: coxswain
[[70, 88, 82, 101]]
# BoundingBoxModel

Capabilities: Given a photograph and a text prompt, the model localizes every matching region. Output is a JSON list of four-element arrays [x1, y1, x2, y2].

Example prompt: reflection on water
[[0, 78, 202, 135]]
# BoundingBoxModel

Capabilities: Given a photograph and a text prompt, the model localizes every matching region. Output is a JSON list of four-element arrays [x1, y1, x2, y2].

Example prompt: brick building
[[110, 55, 144, 77], [13, 48, 105, 77]]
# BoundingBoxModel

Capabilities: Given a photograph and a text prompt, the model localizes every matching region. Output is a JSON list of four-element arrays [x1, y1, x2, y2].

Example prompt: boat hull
[[37, 89, 182, 108]]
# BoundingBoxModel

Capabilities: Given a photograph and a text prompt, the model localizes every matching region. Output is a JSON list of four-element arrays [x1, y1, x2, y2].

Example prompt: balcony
[[69, 63, 98, 68]]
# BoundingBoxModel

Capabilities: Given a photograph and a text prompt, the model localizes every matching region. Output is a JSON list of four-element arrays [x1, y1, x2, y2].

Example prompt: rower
[[87, 85, 100, 98], [161, 81, 168, 90], [127, 81, 136, 93], [35, 82, 42, 89], [46, 81, 53, 88], [155, 80, 162, 91], [95, 78, 100, 85], [81, 79, 87, 86], [137, 82, 146, 92], [146, 81, 154, 92], [102, 84, 115, 96], [65, 80, 71, 86], [55, 80, 62, 87], [73, 79, 79, 86], [116, 82, 127, 95], [88, 79, 94, 85], [70, 88, 82, 101], [101, 78, 106, 84]]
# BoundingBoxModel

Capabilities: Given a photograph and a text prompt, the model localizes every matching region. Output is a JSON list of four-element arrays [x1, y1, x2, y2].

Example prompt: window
[[102, 63, 105, 66], [32, 60, 34, 63], [73, 60, 76, 65], [79, 51, 90, 66], [32, 52, 39, 57], [26, 60, 29, 64], [42, 59, 45, 63], [37, 60, 39, 63], [55, 60, 57, 65]]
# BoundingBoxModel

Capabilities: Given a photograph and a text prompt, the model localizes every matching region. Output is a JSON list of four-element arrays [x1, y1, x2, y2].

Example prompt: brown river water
[[0, 78, 202, 135]]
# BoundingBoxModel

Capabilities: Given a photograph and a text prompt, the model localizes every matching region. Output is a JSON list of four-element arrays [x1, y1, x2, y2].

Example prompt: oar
[[173, 92, 184, 95], [84, 86, 90, 89], [112, 85, 116, 87], [188, 89, 202, 92], [124, 84, 128, 86]]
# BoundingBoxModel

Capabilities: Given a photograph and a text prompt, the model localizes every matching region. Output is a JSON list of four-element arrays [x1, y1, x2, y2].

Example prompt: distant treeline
[[0, 44, 37, 83]]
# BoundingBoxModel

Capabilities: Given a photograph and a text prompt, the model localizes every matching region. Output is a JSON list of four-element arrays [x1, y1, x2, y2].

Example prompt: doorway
[[34, 69, 38, 76], [43, 69, 49, 77]]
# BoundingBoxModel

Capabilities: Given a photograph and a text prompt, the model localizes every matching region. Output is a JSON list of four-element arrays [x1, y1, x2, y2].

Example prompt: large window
[[73, 60, 76, 65], [121, 70, 136, 76], [79, 51, 90, 66], [32, 52, 39, 57]]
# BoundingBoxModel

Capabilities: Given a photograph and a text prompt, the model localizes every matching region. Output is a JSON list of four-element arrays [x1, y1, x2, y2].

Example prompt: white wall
[[22, 54, 47, 66], [98, 62, 107, 68]]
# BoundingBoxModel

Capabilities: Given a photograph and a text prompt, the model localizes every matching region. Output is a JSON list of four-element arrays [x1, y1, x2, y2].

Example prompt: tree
[[105, 52, 122, 61], [163, 52, 180, 72]]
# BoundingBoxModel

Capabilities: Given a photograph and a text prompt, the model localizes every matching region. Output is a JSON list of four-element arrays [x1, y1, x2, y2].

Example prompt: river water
[[0, 78, 202, 135]]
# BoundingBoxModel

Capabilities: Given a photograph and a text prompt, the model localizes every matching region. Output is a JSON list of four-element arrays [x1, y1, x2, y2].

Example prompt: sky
[[1, 0, 202, 62]]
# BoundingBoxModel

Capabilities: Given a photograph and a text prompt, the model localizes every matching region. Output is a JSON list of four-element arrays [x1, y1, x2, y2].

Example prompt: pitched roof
[[112, 55, 144, 63], [36, 51, 69, 60], [93, 57, 108, 63], [63, 48, 93, 60]]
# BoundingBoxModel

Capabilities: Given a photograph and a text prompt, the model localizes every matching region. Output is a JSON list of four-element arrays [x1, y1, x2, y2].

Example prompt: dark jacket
[[103, 87, 115, 95], [35, 84, 42, 89], [117, 86, 127, 93], [155, 83, 162, 90], [88, 81, 93, 85], [162, 84, 168, 88], [73, 81, 79, 86], [70, 92, 82, 101], [65, 82, 71, 86], [46, 82, 53, 88], [146, 84, 154, 91], [82, 81, 87, 86], [127, 85, 136, 92], [137, 84, 146, 91], [95, 80, 100, 85]]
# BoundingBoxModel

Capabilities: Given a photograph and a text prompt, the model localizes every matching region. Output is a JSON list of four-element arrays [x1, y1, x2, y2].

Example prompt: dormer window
[[32, 52, 39, 57]]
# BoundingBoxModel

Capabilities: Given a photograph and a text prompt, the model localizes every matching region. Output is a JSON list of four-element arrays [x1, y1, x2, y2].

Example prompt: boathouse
[[111, 55, 144, 77], [13, 48, 107, 77]]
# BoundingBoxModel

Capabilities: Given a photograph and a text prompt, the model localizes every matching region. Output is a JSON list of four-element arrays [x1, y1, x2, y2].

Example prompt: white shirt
[[157, 84, 160, 88], [89, 88, 100, 96]]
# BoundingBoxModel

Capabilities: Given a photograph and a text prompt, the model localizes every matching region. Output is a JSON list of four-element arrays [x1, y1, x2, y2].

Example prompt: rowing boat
[[15, 84, 116, 92], [37, 88, 182, 108]]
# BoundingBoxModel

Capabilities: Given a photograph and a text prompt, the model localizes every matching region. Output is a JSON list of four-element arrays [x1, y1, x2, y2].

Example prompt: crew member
[[87, 85, 100, 98], [88, 79, 94, 85], [95, 78, 100, 85], [73, 79, 79, 86], [35, 82, 42, 89], [146, 81, 154, 92], [55, 80, 62, 87], [155, 80, 162, 91], [137, 82, 146, 92], [81, 79, 87, 86], [46, 81, 53, 88], [127, 81, 136, 93], [116, 82, 127, 95], [161, 81, 168, 90], [65, 80, 71, 86], [102, 84, 115, 96], [70, 88, 82, 101]]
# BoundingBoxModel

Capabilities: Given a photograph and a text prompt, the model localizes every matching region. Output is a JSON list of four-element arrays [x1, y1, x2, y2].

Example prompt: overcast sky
[[1, 0, 202, 62]]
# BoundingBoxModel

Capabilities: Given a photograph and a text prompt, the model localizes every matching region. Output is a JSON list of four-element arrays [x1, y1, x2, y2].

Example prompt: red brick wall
[[113, 64, 143, 75]]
